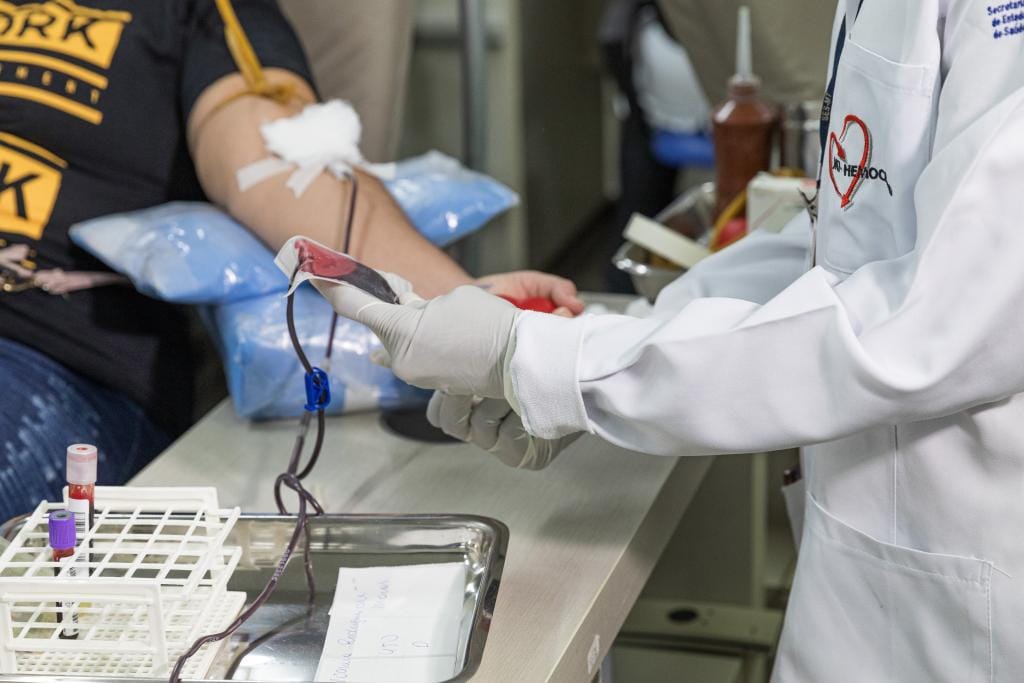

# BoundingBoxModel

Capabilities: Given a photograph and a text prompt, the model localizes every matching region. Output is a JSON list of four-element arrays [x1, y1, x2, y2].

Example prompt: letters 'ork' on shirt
[[0, 0, 313, 434]]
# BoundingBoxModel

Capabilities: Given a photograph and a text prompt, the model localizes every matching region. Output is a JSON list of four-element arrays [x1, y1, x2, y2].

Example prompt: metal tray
[[614, 182, 716, 302], [0, 513, 508, 683]]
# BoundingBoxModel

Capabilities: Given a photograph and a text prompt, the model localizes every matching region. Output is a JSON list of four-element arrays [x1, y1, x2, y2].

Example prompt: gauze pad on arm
[[237, 99, 392, 197]]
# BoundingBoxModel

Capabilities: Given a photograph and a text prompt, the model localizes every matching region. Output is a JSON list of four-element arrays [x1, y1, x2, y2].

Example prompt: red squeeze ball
[[713, 217, 747, 251], [498, 295, 558, 313]]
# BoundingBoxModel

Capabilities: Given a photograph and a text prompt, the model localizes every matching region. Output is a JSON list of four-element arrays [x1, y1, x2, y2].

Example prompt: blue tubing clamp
[[304, 367, 331, 411]]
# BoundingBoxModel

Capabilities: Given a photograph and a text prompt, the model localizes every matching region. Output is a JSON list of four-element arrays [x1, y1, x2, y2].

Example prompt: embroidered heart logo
[[828, 115, 872, 209]]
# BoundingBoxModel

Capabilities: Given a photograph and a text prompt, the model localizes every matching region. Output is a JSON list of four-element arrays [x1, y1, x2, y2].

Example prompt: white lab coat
[[509, 1, 1024, 679]]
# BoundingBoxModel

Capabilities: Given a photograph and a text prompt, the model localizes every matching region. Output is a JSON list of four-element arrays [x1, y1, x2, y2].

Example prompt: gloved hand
[[427, 392, 581, 470], [315, 278, 521, 398]]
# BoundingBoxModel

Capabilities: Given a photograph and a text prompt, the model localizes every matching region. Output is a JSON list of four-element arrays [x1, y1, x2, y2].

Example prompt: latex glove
[[427, 392, 581, 470], [475, 271, 584, 317], [316, 280, 521, 398]]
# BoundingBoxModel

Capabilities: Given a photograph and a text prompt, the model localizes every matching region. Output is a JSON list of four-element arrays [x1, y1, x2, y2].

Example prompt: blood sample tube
[[48, 510, 80, 639], [66, 444, 96, 540]]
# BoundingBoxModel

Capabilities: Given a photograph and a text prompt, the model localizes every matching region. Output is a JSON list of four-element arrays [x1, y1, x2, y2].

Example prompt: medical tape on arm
[[210, 2, 398, 197], [236, 99, 395, 197]]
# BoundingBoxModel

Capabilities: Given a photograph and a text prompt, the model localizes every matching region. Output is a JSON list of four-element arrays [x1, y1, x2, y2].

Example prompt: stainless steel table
[[133, 292, 711, 681], [132, 404, 711, 682]]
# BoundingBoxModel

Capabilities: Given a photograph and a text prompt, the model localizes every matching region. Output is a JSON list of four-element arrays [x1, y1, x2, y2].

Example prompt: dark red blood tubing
[[295, 238, 359, 278], [499, 295, 558, 313]]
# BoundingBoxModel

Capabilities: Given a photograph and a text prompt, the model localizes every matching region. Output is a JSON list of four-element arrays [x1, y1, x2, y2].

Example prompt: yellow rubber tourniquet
[[710, 190, 747, 252], [213, 0, 297, 106], [709, 170, 807, 251]]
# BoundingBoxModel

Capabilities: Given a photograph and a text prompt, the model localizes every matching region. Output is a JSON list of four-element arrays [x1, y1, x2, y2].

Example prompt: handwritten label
[[314, 563, 466, 682]]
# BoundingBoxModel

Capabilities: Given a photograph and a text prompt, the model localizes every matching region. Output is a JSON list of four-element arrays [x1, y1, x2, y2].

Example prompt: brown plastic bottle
[[711, 8, 777, 219]]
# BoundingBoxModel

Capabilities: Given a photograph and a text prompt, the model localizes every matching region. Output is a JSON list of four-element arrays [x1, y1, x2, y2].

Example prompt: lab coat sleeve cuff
[[508, 311, 589, 440]]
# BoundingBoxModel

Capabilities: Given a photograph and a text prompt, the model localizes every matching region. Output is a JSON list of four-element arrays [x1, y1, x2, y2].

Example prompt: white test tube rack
[[0, 486, 245, 679]]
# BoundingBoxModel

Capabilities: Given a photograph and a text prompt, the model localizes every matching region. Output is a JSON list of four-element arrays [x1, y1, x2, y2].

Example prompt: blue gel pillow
[[70, 202, 288, 305], [207, 287, 430, 419], [384, 151, 519, 247], [69, 152, 519, 304], [68, 153, 519, 419]]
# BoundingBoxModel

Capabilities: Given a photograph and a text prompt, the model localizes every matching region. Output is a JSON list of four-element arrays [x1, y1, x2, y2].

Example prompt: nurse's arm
[[647, 215, 812, 318], [186, 69, 472, 298], [510, 25, 1024, 455]]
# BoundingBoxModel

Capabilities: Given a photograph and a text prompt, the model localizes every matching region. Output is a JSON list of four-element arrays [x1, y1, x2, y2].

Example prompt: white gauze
[[236, 99, 392, 197]]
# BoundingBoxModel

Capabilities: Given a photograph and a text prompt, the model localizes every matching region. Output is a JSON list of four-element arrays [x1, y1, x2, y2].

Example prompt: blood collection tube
[[48, 510, 80, 639], [66, 444, 96, 540]]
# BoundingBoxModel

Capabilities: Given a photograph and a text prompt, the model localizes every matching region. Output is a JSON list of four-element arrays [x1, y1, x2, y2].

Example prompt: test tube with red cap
[[66, 444, 96, 543], [48, 510, 80, 639]]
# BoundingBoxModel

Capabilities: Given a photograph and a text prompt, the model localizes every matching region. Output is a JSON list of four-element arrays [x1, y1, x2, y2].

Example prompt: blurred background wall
[[398, 0, 613, 276]]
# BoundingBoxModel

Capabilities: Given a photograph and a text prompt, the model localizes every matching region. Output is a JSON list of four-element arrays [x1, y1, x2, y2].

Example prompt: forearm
[[650, 215, 811, 318], [341, 171, 473, 297], [513, 94, 1024, 454], [189, 71, 471, 297]]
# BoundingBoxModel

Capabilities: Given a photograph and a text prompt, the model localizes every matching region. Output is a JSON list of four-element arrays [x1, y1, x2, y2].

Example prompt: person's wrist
[[502, 326, 521, 413]]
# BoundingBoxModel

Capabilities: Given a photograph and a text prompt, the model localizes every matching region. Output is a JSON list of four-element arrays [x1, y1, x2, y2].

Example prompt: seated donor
[[0, 0, 582, 519]]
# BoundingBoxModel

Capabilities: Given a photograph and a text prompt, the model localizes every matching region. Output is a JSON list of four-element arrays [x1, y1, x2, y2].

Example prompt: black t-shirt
[[0, 0, 312, 435]]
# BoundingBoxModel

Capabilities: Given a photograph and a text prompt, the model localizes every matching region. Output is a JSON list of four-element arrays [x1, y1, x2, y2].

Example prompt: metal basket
[[614, 182, 716, 302]]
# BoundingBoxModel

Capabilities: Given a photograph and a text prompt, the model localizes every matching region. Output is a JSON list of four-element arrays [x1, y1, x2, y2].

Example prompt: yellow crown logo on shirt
[[0, 132, 64, 240], [0, 0, 131, 124], [0, 0, 130, 67]]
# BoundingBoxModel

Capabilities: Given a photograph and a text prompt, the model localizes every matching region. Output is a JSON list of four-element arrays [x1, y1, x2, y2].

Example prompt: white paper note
[[314, 563, 467, 683]]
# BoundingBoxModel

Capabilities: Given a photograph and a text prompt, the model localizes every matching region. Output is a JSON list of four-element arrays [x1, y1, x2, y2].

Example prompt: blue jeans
[[0, 338, 171, 522]]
